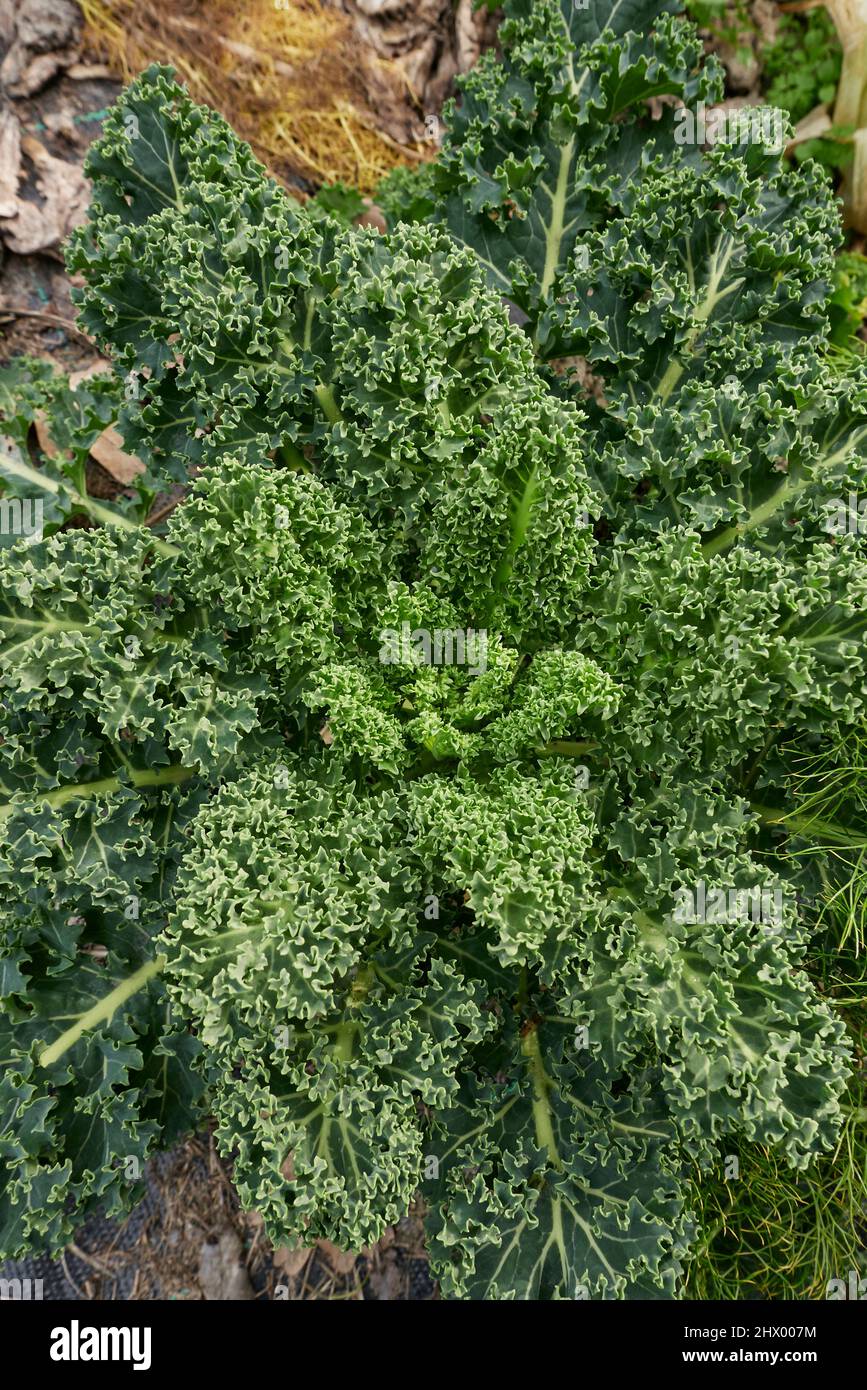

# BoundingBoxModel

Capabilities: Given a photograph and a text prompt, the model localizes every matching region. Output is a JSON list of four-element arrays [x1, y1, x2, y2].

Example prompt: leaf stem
[[333, 964, 374, 1063], [702, 425, 867, 556], [492, 466, 541, 600], [39, 955, 167, 1067], [536, 739, 598, 757], [654, 235, 743, 405], [521, 1023, 562, 1169], [314, 383, 341, 424], [0, 763, 196, 823], [280, 441, 309, 471]]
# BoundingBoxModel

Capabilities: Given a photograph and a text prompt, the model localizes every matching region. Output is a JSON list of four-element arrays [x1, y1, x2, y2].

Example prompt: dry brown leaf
[[66, 62, 114, 80], [7, 52, 64, 95], [34, 412, 57, 459], [316, 1239, 358, 1276], [68, 358, 114, 390], [454, 0, 492, 70], [365, 1248, 404, 1299], [43, 109, 78, 142], [357, 199, 387, 233], [272, 1245, 315, 1278], [89, 424, 144, 485], [34, 389, 143, 487], [714, 41, 759, 94], [340, 0, 499, 143], [753, 0, 780, 48], [0, 2, 14, 49]]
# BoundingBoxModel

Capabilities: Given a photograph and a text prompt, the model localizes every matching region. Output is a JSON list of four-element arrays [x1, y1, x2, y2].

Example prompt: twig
[[61, 1250, 91, 1300], [0, 306, 95, 344], [145, 494, 185, 529], [67, 1241, 119, 1277]]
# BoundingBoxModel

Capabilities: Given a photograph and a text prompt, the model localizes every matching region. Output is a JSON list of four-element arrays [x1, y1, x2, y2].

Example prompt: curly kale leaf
[[428, 0, 724, 312], [389, 0, 867, 557], [0, 776, 207, 1256], [402, 0, 833, 359], [427, 1032, 693, 1300], [160, 761, 492, 1248], [68, 73, 597, 647], [0, 524, 283, 1252]]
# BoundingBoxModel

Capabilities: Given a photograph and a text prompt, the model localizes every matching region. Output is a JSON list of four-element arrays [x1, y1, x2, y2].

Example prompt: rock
[[0, 0, 82, 98], [0, 133, 89, 257], [197, 1229, 255, 1301], [0, 102, 19, 218]]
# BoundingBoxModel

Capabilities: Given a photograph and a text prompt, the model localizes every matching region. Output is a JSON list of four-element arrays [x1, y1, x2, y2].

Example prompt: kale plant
[[1, 1, 867, 1299]]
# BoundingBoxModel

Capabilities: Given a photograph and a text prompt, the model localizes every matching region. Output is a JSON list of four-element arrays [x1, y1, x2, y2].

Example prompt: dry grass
[[78, 0, 428, 194]]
